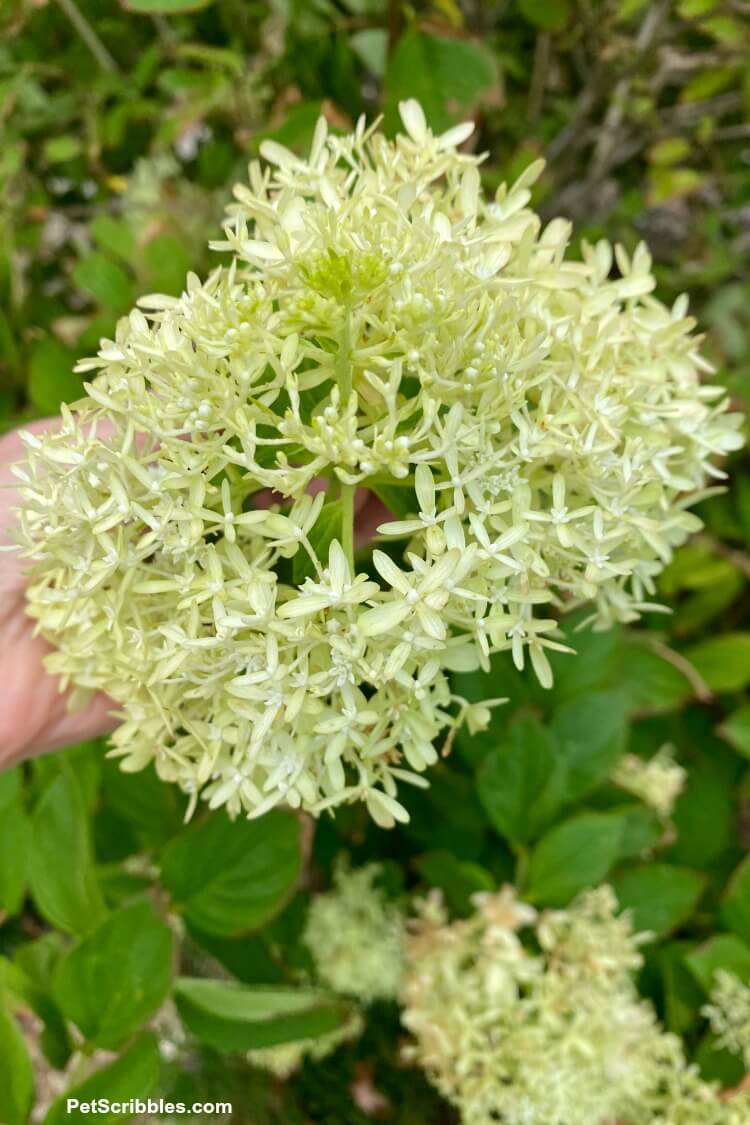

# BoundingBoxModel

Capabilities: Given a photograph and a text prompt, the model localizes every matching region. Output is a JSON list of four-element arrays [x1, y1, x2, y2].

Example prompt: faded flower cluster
[[16, 100, 742, 822], [303, 860, 406, 1005], [610, 743, 686, 819], [400, 886, 750, 1125]]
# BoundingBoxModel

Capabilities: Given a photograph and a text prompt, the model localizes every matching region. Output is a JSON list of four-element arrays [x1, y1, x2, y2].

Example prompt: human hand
[[0, 420, 116, 769]]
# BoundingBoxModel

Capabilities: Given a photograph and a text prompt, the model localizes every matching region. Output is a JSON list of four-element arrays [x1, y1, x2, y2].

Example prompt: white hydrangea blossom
[[611, 743, 686, 818], [704, 970, 750, 1069], [303, 861, 406, 1004], [16, 100, 743, 822], [400, 885, 750, 1125]]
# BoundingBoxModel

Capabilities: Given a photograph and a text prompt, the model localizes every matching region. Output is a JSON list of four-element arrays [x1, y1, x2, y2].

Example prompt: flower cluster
[[704, 970, 750, 1069], [610, 743, 686, 819], [303, 860, 406, 1004], [400, 885, 750, 1125], [16, 100, 742, 821]]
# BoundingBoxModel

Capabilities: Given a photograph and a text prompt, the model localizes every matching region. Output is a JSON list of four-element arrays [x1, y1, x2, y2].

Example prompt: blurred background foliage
[[2, 1, 750, 1122]]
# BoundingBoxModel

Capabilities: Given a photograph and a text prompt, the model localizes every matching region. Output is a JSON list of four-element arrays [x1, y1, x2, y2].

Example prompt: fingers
[[0, 416, 118, 767], [0, 608, 116, 768]]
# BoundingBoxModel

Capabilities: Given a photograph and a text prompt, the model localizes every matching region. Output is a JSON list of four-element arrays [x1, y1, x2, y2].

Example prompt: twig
[[695, 532, 750, 580], [54, 0, 119, 73], [588, 1, 668, 182], [527, 33, 551, 124], [648, 639, 714, 704]]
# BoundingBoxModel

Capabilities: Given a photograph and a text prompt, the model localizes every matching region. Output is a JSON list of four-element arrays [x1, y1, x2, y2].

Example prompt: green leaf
[[694, 1030, 745, 1087], [721, 856, 750, 943], [367, 481, 415, 521], [551, 690, 628, 800], [476, 717, 564, 844], [351, 28, 388, 77], [12, 936, 73, 1070], [415, 851, 494, 916], [90, 215, 135, 262], [0, 792, 30, 915], [678, 0, 720, 15], [668, 763, 732, 867], [616, 642, 693, 713], [43, 1034, 161, 1125], [160, 811, 300, 936], [718, 705, 750, 758], [546, 618, 620, 705], [142, 233, 191, 296], [188, 930, 286, 985], [404, 765, 489, 859], [685, 934, 750, 993], [0, 986, 34, 1125], [31, 740, 102, 813], [28, 339, 83, 414], [649, 166, 703, 204], [681, 66, 737, 102], [684, 634, 750, 693], [658, 942, 704, 1034], [72, 252, 135, 311], [256, 101, 323, 154], [293, 499, 341, 583], [384, 30, 496, 134], [122, 0, 214, 12], [53, 902, 173, 1050], [526, 813, 624, 906], [28, 768, 106, 936], [43, 135, 83, 164], [648, 137, 691, 166], [612, 864, 706, 938], [174, 978, 349, 1053], [0, 768, 22, 810], [518, 0, 571, 31], [101, 758, 185, 847], [614, 803, 663, 861]]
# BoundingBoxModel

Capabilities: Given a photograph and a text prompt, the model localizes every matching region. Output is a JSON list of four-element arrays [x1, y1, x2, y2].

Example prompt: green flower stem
[[341, 482, 355, 573], [336, 306, 352, 399], [337, 306, 354, 568]]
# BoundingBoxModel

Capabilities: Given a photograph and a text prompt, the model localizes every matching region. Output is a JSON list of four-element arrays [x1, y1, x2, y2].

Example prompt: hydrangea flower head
[[303, 860, 405, 1004], [16, 100, 743, 822], [401, 885, 750, 1125]]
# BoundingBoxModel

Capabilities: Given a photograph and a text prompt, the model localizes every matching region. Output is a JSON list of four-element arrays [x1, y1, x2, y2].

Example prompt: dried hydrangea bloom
[[16, 100, 743, 822], [303, 861, 405, 1004], [400, 885, 749, 1125]]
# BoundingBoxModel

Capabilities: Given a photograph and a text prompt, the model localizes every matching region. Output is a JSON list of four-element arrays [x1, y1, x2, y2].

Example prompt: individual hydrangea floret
[[16, 100, 743, 822], [303, 861, 406, 1004], [400, 885, 748, 1125], [610, 743, 686, 818]]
